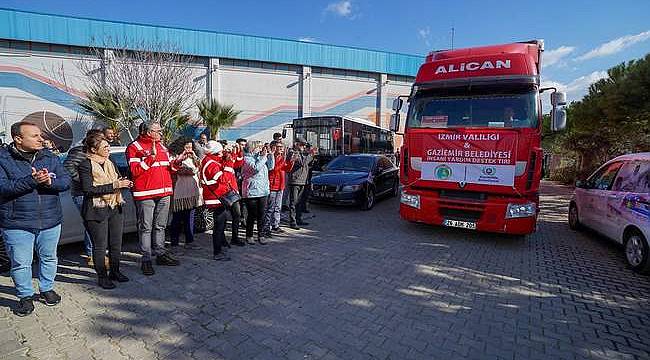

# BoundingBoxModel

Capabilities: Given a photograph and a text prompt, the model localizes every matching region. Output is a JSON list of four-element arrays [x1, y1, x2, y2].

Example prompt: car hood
[[312, 170, 369, 185]]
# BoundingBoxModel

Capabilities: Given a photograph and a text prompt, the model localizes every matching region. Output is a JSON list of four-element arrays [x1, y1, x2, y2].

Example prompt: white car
[[569, 152, 650, 274]]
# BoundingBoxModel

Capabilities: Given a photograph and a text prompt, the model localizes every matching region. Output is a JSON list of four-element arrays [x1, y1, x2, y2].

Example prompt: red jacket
[[126, 135, 178, 201], [200, 154, 229, 208], [218, 153, 240, 193], [268, 154, 294, 191]]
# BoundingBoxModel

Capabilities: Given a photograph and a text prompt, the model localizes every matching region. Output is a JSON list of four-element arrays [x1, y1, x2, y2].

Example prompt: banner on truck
[[420, 131, 517, 186]]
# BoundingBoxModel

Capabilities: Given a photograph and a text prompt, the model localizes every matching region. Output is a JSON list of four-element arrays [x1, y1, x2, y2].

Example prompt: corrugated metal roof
[[0, 8, 423, 76]]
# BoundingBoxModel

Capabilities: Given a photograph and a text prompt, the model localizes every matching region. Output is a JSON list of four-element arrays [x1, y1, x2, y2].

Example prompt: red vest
[[125, 135, 177, 201], [200, 154, 228, 208]]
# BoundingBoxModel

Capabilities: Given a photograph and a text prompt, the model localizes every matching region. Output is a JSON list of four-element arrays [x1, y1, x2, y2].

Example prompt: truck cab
[[391, 40, 566, 235]]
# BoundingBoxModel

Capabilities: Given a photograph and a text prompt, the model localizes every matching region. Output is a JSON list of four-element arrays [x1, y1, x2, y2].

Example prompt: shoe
[[98, 277, 116, 289], [297, 221, 309, 226], [39, 290, 61, 306], [245, 237, 256, 245], [141, 261, 155, 276], [14, 296, 34, 317], [289, 224, 300, 230], [257, 238, 267, 245], [272, 227, 285, 234], [213, 252, 231, 261], [156, 253, 180, 266], [232, 240, 246, 247], [262, 231, 273, 238], [109, 271, 130, 283], [184, 243, 201, 250]]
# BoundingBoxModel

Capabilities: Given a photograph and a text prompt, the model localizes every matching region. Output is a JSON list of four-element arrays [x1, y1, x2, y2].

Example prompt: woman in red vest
[[201, 141, 237, 260]]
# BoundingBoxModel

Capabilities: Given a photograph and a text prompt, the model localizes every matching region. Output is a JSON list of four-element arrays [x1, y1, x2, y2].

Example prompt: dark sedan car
[[310, 154, 399, 210]]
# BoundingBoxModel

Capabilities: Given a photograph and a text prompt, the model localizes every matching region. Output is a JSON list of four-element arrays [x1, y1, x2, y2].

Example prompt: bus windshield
[[407, 90, 539, 129]]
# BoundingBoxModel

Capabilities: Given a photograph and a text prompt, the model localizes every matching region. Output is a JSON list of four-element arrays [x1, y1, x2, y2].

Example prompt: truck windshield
[[407, 90, 538, 129]]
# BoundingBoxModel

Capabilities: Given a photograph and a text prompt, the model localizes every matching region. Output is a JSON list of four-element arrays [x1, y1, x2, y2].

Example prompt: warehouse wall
[[0, 41, 414, 149]]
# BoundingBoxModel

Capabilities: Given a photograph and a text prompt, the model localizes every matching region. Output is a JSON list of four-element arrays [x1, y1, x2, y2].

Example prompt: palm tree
[[78, 88, 136, 140], [197, 99, 241, 139]]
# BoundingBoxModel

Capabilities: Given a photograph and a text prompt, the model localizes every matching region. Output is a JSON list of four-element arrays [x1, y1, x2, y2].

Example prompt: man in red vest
[[126, 122, 180, 276]]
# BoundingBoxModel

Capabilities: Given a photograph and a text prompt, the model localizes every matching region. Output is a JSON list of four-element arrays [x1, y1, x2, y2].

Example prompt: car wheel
[[391, 180, 400, 197], [568, 202, 582, 230], [0, 234, 10, 274], [624, 230, 650, 274], [361, 187, 375, 211], [194, 207, 214, 233]]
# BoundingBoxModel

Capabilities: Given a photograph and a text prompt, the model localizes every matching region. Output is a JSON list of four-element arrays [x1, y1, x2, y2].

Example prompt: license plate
[[443, 219, 477, 230]]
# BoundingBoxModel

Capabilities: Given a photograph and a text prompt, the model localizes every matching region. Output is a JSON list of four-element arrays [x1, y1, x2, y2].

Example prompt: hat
[[205, 140, 223, 154]]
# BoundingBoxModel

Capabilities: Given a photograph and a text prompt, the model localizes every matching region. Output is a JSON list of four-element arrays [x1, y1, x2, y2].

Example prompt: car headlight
[[400, 193, 420, 209], [505, 202, 537, 218], [341, 184, 362, 192]]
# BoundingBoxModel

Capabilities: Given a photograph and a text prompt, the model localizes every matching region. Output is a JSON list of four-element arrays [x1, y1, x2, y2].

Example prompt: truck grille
[[439, 190, 487, 201], [440, 208, 482, 222]]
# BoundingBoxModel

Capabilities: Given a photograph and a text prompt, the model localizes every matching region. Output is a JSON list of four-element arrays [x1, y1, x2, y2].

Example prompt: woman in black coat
[[79, 133, 133, 289]]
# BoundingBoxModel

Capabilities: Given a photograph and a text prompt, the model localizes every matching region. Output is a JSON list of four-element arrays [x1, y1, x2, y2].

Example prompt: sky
[[2, 0, 650, 103]]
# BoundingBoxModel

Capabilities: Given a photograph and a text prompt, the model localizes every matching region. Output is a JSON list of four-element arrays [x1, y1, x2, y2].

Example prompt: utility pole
[[451, 27, 455, 50]]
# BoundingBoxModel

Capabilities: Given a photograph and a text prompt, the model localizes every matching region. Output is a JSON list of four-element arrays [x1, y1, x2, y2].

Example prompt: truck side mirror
[[390, 113, 400, 132], [392, 98, 403, 111], [551, 108, 567, 131], [550, 91, 567, 132], [551, 91, 567, 107], [282, 128, 287, 139]]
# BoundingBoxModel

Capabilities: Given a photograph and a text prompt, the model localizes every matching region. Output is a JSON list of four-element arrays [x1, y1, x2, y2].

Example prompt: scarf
[[88, 155, 124, 209]]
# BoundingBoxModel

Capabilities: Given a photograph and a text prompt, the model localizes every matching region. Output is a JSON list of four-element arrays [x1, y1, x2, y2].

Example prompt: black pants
[[211, 207, 228, 255], [229, 201, 242, 243], [84, 207, 124, 277], [244, 196, 267, 239], [289, 185, 306, 225]]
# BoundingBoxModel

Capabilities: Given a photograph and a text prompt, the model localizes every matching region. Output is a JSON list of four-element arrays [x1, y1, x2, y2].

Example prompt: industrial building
[[0, 8, 421, 151]]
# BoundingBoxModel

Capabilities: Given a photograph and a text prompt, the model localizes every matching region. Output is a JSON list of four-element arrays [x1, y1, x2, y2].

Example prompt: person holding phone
[[169, 138, 202, 250], [79, 133, 133, 289], [241, 142, 274, 245]]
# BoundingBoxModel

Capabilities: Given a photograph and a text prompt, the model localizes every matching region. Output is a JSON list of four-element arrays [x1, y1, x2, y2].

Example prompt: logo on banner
[[434, 164, 452, 180], [481, 166, 497, 176]]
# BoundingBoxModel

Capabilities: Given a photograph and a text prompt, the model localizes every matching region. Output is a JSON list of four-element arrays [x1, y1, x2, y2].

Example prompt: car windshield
[[407, 89, 538, 129], [326, 156, 374, 172]]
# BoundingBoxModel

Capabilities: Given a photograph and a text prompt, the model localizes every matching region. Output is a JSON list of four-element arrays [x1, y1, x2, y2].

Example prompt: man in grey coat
[[287, 138, 313, 229]]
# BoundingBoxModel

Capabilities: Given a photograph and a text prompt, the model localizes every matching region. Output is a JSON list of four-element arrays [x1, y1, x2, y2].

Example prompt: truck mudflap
[[399, 188, 538, 235]]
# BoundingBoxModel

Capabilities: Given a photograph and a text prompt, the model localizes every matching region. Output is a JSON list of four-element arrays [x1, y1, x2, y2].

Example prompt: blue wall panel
[[0, 8, 423, 76]]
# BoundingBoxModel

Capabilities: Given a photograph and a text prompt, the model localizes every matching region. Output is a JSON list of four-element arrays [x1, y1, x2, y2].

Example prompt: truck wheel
[[568, 202, 581, 230], [624, 230, 650, 274], [361, 187, 375, 211]]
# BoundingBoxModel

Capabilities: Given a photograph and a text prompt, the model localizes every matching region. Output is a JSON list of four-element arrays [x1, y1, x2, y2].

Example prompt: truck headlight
[[505, 202, 537, 218], [400, 193, 420, 209], [341, 184, 361, 192]]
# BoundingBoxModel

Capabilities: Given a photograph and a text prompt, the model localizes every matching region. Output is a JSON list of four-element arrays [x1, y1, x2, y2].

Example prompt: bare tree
[[74, 39, 203, 141]]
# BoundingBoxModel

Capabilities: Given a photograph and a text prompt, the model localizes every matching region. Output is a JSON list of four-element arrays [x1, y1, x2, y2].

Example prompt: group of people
[[0, 120, 317, 317]]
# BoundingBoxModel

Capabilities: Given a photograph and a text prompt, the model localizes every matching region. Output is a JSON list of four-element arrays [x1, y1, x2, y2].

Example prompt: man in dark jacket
[[287, 138, 313, 229], [63, 129, 103, 262], [0, 121, 71, 317]]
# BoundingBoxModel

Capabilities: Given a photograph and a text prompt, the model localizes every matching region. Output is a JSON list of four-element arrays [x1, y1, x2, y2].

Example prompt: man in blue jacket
[[0, 121, 70, 316]]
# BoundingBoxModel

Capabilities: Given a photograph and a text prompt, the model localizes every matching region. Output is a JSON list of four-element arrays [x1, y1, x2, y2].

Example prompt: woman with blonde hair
[[79, 133, 133, 289]]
